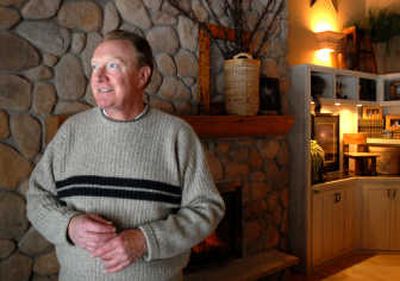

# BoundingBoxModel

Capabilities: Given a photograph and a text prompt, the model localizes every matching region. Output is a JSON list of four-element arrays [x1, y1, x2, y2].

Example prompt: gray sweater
[[27, 107, 225, 281]]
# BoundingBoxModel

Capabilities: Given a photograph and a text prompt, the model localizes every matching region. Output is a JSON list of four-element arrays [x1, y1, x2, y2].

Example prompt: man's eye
[[107, 62, 119, 70], [91, 63, 98, 70]]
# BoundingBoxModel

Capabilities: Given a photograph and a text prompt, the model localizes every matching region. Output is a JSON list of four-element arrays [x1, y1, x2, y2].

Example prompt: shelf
[[181, 115, 294, 138]]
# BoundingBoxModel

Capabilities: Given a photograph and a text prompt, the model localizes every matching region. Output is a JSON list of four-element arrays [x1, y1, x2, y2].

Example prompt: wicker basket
[[224, 53, 260, 116]]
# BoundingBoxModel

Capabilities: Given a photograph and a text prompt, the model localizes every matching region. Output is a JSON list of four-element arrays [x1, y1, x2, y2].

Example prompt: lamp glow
[[313, 48, 334, 66]]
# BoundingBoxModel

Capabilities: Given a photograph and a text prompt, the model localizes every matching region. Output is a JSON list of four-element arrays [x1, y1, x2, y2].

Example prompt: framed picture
[[259, 76, 281, 114], [362, 106, 382, 120], [198, 24, 250, 114], [311, 114, 340, 172], [389, 80, 400, 100], [385, 115, 400, 131]]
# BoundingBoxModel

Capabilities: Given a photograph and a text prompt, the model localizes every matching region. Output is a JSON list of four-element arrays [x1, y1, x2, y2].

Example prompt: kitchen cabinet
[[361, 181, 400, 250], [288, 64, 400, 272], [288, 64, 366, 271], [312, 181, 358, 266]]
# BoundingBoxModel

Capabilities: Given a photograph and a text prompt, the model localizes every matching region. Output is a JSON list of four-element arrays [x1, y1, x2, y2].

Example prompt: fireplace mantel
[[181, 115, 294, 138], [45, 114, 294, 145]]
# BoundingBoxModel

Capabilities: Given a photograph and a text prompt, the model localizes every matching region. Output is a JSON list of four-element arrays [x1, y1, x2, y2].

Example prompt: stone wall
[[0, 0, 289, 280], [203, 138, 289, 256]]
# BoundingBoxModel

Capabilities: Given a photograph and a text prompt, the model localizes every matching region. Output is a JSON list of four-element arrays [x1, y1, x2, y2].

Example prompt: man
[[27, 30, 225, 281]]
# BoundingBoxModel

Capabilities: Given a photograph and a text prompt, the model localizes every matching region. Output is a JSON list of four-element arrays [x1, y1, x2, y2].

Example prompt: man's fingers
[[92, 240, 116, 257], [85, 220, 116, 234], [88, 214, 114, 225], [68, 214, 116, 251], [104, 259, 131, 273], [84, 231, 117, 243], [94, 246, 116, 260]]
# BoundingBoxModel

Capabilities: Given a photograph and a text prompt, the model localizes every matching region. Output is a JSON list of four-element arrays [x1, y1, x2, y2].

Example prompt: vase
[[223, 53, 260, 116]]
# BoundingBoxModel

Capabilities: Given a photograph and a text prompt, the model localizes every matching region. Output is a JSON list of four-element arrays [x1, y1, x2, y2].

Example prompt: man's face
[[90, 39, 149, 117]]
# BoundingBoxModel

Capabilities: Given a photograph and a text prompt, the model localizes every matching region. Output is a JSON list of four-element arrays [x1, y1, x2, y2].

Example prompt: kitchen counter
[[312, 175, 400, 191], [367, 138, 400, 146]]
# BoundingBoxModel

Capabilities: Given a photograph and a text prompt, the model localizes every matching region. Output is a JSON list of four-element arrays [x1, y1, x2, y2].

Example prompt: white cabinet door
[[390, 187, 400, 250], [312, 186, 355, 267], [312, 190, 325, 266], [362, 185, 392, 250]]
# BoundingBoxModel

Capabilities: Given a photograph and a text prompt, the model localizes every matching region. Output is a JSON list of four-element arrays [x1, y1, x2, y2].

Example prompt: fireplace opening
[[185, 185, 243, 272]]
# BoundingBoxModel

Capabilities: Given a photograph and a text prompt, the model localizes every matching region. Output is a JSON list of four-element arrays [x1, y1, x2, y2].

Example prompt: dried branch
[[165, 0, 229, 56], [247, 0, 274, 49], [163, 0, 285, 59], [204, 0, 224, 27], [253, 0, 284, 57], [204, 0, 234, 56]]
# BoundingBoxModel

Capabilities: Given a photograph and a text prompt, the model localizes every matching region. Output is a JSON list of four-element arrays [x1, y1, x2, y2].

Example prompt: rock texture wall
[[0, 0, 289, 280]]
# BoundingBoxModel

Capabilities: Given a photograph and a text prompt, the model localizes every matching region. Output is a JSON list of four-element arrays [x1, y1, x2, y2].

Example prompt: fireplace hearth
[[185, 185, 243, 272]]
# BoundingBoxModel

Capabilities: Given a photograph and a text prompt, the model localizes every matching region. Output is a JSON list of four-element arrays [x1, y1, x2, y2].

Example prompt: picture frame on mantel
[[259, 76, 281, 114], [198, 24, 250, 115]]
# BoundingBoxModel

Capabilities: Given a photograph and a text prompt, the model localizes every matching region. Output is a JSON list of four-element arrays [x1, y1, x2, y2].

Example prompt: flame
[[192, 233, 226, 254]]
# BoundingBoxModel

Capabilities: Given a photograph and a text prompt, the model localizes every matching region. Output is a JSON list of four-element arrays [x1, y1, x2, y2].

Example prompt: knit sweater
[[27, 107, 225, 281]]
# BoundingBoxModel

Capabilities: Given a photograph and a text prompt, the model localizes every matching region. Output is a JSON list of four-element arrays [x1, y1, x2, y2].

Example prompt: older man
[[27, 30, 225, 281]]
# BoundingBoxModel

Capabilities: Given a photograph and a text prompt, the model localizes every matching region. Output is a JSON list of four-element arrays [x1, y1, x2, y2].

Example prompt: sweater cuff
[[61, 211, 82, 246], [139, 224, 159, 261]]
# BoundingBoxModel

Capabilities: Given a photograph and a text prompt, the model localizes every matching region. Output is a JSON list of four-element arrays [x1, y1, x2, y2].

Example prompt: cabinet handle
[[334, 192, 342, 203], [393, 189, 397, 199], [387, 189, 392, 199]]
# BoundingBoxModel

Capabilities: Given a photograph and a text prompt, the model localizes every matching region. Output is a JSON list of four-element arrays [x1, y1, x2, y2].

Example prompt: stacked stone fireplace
[[199, 137, 289, 259], [186, 185, 243, 272], [185, 136, 291, 271]]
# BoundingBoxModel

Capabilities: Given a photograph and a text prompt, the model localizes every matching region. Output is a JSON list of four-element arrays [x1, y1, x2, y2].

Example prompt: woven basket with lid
[[224, 53, 260, 116]]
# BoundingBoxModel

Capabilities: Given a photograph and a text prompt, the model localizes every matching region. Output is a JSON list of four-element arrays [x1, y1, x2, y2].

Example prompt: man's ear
[[138, 66, 152, 89]]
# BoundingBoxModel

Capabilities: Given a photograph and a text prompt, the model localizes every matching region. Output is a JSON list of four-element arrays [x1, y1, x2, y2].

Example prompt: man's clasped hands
[[68, 214, 147, 273]]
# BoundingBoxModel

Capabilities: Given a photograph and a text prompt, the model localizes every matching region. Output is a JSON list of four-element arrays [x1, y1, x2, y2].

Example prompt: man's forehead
[[91, 40, 137, 62]]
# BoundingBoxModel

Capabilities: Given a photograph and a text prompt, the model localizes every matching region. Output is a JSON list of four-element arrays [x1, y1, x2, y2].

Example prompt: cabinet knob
[[334, 192, 342, 203]]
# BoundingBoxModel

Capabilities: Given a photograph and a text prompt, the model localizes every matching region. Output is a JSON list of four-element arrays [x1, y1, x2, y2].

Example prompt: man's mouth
[[97, 88, 113, 94]]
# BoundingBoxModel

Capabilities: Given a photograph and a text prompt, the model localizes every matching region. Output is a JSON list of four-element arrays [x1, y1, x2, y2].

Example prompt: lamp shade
[[315, 30, 345, 51]]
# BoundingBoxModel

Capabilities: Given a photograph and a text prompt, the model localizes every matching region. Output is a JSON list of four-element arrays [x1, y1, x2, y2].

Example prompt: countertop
[[312, 175, 400, 191], [367, 138, 400, 146]]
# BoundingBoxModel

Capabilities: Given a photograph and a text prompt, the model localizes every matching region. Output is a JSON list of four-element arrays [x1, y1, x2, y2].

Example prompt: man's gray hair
[[104, 30, 154, 76]]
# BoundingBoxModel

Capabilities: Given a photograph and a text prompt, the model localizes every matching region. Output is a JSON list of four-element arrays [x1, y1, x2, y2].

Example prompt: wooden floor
[[289, 253, 400, 281]]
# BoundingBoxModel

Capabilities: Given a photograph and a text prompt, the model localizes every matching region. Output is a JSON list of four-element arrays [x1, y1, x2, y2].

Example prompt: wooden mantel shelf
[[181, 115, 294, 138]]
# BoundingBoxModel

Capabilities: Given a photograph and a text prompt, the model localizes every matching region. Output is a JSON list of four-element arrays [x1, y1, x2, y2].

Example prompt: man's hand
[[92, 229, 147, 273], [68, 214, 117, 253]]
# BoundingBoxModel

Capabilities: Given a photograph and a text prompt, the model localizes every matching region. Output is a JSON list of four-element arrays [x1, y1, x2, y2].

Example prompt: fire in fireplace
[[185, 185, 243, 272]]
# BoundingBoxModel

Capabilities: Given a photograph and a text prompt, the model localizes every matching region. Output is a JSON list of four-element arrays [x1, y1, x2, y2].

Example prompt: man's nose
[[93, 66, 107, 82]]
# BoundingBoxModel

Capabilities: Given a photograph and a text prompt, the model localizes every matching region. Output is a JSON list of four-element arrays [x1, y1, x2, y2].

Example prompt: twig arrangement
[[162, 0, 285, 59]]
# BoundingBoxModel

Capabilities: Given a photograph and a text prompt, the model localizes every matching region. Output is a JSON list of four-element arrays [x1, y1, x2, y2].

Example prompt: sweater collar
[[100, 104, 150, 123]]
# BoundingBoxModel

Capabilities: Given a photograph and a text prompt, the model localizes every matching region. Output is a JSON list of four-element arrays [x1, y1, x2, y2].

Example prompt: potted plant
[[361, 9, 400, 47], [348, 8, 400, 73], [163, 0, 284, 115]]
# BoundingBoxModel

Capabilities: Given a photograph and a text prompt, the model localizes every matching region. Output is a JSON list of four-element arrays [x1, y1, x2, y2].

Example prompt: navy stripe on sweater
[[56, 175, 182, 195], [57, 187, 181, 205], [55, 176, 182, 205]]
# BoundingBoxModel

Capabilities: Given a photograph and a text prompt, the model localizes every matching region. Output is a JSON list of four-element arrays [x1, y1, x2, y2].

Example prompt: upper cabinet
[[291, 64, 400, 106], [377, 73, 400, 106], [292, 64, 380, 106]]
